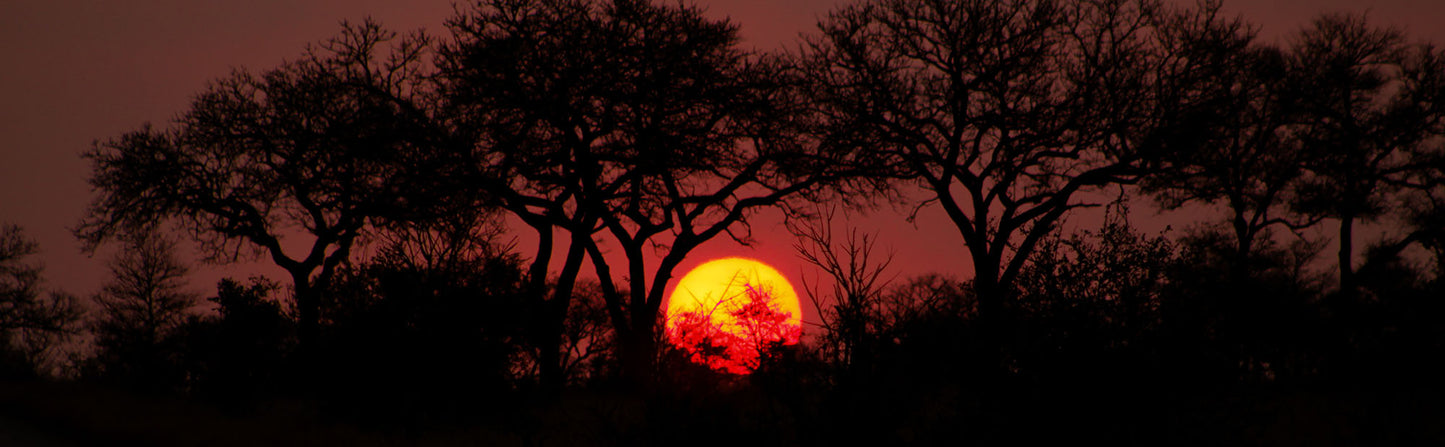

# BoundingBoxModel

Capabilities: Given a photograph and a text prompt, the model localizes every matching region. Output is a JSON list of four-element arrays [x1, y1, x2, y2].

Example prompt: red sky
[[2, 0, 1441, 327]]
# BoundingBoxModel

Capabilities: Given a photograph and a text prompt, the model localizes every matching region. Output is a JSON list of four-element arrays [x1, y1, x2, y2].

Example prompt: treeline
[[2, 0, 1443, 443]]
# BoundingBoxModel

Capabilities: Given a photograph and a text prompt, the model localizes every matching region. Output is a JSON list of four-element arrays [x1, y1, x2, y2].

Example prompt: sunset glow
[[664, 257, 802, 374]]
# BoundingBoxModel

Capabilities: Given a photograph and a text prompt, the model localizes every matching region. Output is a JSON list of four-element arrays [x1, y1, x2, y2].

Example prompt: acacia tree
[[441, 0, 859, 384], [1143, 41, 1321, 278], [1288, 14, 1445, 294], [804, 0, 1242, 333], [77, 21, 445, 351], [573, 4, 856, 384], [437, 0, 618, 390]]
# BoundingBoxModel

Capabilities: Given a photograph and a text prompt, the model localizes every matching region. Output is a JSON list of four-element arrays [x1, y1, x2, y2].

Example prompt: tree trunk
[[290, 269, 318, 354], [537, 239, 587, 391], [972, 251, 1004, 325], [970, 250, 1009, 378], [287, 268, 321, 390], [618, 329, 657, 389], [968, 234, 1003, 313], [1338, 214, 1356, 295], [1229, 208, 1255, 285]]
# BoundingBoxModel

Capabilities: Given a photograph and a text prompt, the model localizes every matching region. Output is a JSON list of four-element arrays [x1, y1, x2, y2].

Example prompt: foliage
[[312, 219, 530, 421], [1011, 207, 1177, 384], [1016, 209, 1176, 345], [176, 277, 292, 402], [0, 224, 83, 378]]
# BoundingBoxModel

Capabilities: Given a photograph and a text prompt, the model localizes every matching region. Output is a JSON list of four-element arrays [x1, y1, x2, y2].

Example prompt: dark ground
[[3, 379, 1441, 446]]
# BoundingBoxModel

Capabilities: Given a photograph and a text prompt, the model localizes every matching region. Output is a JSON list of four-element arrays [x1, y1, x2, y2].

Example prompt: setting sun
[[664, 257, 802, 374]]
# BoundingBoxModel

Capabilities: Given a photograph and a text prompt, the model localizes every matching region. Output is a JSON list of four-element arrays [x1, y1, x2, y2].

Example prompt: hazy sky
[[2, 0, 1441, 322]]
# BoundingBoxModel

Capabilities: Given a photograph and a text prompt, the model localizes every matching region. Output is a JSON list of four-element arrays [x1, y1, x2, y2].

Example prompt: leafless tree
[[790, 207, 895, 378], [89, 231, 198, 387]]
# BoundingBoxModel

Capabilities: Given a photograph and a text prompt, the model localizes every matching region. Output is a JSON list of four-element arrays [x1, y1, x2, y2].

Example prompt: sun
[[664, 257, 802, 374]]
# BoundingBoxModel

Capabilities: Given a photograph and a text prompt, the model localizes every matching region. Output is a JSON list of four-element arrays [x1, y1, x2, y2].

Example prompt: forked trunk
[[290, 269, 318, 354], [537, 240, 588, 391]]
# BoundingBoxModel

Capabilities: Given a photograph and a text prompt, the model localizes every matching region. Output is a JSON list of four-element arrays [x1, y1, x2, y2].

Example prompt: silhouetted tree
[[804, 0, 1246, 345], [77, 20, 446, 352], [790, 207, 895, 382], [0, 223, 82, 378], [177, 277, 292, 404], [436, 0, 614, 389], [1143, 39, 1321, 278], [1349, 43, 1445, 279], [441, 0, 859, 385], [1289, 14, 1445, 295], [89, 231, 199, 391]]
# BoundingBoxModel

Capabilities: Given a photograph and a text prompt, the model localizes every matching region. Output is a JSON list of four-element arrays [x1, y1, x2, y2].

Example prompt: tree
[[77, 20, 447, 351], [1142, 40, 1321, 278], [0, 223, 82, 378], [804, 0, 1242, 339], [1289, 14, 1445, 294], [440, 0, 859, 385], [436, 0, 617, 389], [90, 231, 199, 390], [790, 207, 895, 381]]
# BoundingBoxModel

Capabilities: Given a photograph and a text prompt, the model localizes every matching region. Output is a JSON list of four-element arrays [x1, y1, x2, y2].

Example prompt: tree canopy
[[77, 20, 448, 349], [802, 0, 1247, 327], [440, 0, 866, 383]]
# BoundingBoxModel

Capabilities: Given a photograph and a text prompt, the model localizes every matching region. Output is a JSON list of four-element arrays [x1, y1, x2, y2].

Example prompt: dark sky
[[2, 0, 1441, 324]]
